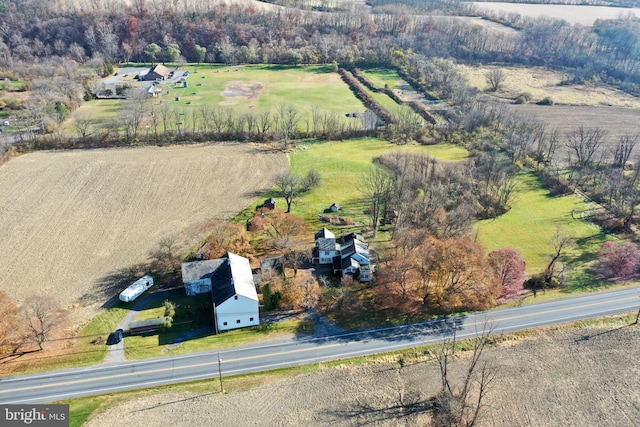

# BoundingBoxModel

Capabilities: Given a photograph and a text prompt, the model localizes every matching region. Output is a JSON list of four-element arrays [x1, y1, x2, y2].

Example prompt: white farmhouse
[[181, 253, 259, 332], [312, 228, 340, 264], [312, 230, 374, 282]]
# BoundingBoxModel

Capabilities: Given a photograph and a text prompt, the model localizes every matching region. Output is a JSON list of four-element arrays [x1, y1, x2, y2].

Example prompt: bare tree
[[543, 227, 574, 287], [275, 104, 300, 149], [612, 133, 638, 168], [73, 111, 93, 138], [120, 87, 151, 140], [21, 295, 62, 351], [485, 68, 505, 92], [150, 236, 181, 272], [566, 126, 606, 170], [431, 322, 496, 427], [274, 171, 302, 213], [359, 165, 393, 237]]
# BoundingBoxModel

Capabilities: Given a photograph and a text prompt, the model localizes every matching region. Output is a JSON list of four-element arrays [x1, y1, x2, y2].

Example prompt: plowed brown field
[[0, 143, 288, 317], [504, 104, 640, 163]]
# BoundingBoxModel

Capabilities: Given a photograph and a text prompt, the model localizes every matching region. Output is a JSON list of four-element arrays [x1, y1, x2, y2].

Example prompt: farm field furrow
[[503, 103, 640, 161], [0, 144, 288, 318]]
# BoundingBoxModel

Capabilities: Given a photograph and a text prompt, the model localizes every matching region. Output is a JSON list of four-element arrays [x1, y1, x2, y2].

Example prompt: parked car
[[113, 328, 124, 344]]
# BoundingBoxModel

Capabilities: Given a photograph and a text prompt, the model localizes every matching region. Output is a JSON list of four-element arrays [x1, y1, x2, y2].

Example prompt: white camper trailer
[[119, 275, 154, 302]]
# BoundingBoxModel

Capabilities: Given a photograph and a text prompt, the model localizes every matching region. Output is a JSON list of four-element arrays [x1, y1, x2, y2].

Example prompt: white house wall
[[216, 295, 259, 331]]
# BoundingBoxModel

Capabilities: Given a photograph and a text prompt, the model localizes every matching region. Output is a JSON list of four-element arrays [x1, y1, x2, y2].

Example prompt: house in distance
[[181, 252, 259, 332], [142, 63, 173, 81]]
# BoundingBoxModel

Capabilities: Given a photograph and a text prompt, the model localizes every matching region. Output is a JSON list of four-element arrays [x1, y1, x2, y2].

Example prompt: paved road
[[1, 287, 638, 404]]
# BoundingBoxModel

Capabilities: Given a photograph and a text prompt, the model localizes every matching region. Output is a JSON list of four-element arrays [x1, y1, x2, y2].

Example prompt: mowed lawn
[[75, 64, 366, 130], [475, 172, 611, 279], [361, 68, 404, 89], [287, 138, 469, 230]]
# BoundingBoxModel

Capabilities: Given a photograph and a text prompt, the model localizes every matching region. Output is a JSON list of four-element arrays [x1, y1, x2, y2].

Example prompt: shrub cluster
[[407, 100, 437, 125], [319, 214, 355, 226]]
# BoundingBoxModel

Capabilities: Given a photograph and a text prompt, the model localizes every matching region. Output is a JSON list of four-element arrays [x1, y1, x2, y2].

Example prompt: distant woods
[[2, 0, 640, 96]]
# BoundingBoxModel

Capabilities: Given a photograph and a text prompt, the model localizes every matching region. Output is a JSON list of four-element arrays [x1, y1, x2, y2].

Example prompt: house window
[[234, 295, 238, 300], [250, 317, 254, 322], [223, 322, 227, 326], [236, 319, 241, 324]]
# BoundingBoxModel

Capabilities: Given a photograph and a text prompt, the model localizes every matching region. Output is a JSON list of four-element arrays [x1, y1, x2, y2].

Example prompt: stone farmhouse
[[312, 228, 374, 282], [181, 252, 259, 332]]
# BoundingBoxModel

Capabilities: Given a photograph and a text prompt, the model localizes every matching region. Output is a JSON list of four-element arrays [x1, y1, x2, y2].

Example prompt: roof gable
[[315, 227, 335, 240], [212, 253, 258, 306], [151, 63, 171, 76]]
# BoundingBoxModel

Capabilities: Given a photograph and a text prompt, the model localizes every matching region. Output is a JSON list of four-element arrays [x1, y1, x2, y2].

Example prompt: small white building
[[181, 253, 259, 332]]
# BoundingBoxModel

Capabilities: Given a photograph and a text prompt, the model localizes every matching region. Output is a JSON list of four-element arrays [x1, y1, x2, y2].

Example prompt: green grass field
[[361, 68, 404, 89], [233, 138, 469, 232], [73, 64, 367, 131], [474, 172, 616, 285]]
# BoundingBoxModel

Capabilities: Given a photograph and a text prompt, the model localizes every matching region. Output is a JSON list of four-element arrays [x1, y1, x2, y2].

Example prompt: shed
[[330, 203, 341, 212], [263, 198, 277, 210]]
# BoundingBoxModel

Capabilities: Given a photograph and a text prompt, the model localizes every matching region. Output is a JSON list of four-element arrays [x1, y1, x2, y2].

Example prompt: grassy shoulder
[[1, 307, 129, 376], [125, 318, 313, 360]]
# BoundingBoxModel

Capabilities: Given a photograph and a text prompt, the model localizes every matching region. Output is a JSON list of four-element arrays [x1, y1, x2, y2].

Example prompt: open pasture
[[288, 138, 468, 229], [475, 172, 610, 277], [0, 144, 288, 317], [464, 65, 640, 108], [79, 65, 366, 131]]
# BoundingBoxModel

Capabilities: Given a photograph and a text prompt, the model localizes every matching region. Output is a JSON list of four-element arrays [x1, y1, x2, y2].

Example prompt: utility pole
[[217, 352, 224, 393], [635, 307, 640, 325]]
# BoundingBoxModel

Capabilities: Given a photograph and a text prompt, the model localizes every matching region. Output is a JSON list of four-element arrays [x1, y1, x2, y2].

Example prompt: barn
[[181, 253, 259, 332], [143, 64, 172, 81]]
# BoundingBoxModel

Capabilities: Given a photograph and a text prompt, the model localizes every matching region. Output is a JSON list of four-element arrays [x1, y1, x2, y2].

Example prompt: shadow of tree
[[326, 400, 431, 426], [77, 262, 152, 310]]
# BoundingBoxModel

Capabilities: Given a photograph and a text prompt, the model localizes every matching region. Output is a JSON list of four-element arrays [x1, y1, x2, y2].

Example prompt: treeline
[[13, 99, 378, 152], [338, 68, 397, 125]]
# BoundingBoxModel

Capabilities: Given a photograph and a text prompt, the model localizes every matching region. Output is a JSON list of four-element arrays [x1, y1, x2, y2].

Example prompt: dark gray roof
[[211, 253, 258, 307], [181, 259, 226, 283]]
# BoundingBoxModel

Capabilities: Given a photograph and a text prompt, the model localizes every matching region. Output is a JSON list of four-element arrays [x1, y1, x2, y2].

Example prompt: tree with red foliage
[[488, 248, 526, 299], [204, 221, 254, 259], [596, 241, 640, 281]]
